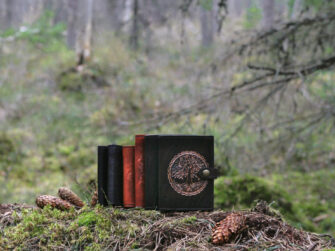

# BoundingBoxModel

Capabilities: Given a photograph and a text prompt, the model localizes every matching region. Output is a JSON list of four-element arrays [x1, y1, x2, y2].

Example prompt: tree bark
[[233, 0, 243, 17], [66, 0, 79, 50], [291, 0, 303, 20], [214, 0, 227, 34], [200, 2, 214, 48], [82, 0, 93, 62], [130, 0, 139, 50], [4, 0, 16, 29], [142, 0, 153, 54], [261, 0, 275, 30], [106, 0, 124, 32]]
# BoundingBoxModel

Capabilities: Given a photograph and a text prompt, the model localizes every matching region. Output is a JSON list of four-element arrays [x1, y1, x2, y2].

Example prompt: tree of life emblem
[[168, 151, 208, 196]]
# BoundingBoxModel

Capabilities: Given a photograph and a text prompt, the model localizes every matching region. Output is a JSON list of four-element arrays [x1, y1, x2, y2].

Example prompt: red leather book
[[122, 146, 135, 208], [135, 135, 145, 207]]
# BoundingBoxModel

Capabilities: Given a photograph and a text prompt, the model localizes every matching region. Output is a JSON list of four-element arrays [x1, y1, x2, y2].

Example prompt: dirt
[[0, 203, 35, 215]]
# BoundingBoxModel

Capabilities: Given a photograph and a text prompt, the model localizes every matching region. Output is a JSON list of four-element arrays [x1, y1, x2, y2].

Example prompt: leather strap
[[197, 168, 219, 180]]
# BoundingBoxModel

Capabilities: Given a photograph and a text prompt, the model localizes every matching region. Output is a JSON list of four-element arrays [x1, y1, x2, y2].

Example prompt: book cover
[[107, 144, 123, 206], [122, 146, 135, 208], [135, 135, 145, 207], [144, 135, 215, 211], [97, 146, 108, 206]]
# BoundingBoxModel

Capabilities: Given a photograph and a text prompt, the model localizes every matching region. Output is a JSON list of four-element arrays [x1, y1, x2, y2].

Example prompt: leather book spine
[[135, 135, 145, 207], [122, 146, 135, 208], [144, 135, 159, 210], [97, 146, 108, 206], [107, 144, 123, 206]]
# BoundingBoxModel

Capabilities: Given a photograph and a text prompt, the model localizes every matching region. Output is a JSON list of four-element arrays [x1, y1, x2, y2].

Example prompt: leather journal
[[144, 135, 216, 211], [107, 144, 123, 206], [97, 135, 217, 211], [97, 146, 108, 206], [135, 135, 145, 207], [122, 146, 135, 208]]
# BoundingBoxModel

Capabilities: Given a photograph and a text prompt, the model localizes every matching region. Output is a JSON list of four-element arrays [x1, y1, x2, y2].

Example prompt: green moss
[[74, 212, 97, 227], [58, 72, 84, 92], [214, 175, 294, 214], [214, 172, 335, 234], [273, 170, 335, 235], [0, 133, 15, 158], [181, 216, 197, 224], [84, 243, 103, 251], [214, 175, 318, 231], [1, 204, 334, 250]]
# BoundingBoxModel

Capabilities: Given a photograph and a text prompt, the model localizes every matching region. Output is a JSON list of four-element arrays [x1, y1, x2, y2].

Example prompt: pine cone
[[212, 213, 246, 245], [36, 195, 73, 210], [90, 190, 98, 207], [58, 187, 85, 208]]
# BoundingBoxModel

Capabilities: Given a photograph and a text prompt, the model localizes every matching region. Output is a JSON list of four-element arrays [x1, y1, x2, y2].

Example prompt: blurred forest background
[[0, 0, 335, 236]]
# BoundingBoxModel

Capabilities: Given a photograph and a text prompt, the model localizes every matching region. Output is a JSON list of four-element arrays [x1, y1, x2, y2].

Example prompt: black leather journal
[[107, 144, 123, 206], [98, 146, 108, 206], [144, 135, 159, 209], [144, 135, 216, 211]]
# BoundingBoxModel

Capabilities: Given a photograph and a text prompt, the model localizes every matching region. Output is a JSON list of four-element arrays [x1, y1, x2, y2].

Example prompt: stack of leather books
[[98, 135, 217, 211]]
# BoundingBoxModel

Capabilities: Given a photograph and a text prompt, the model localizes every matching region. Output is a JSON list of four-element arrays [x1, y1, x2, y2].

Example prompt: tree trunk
[[261, 0, 275, 30], [291, 0, 303, 20], [233, 0, 243, 17], [82, 0, 93, 62], [130, 0, 139, 50], [200, 2, 214, 48], [66, 0, 79, 49], [214, 0, 227, 34], [4, 0, 16, 29], [53, 0, 67, 24], [43, 0, 54, 10], [106, 0, 124, 32], [0, 1, 5, 29]]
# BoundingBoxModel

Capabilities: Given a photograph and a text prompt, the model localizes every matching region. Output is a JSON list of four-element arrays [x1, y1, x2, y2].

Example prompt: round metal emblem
[[168, 151, 208, 196]]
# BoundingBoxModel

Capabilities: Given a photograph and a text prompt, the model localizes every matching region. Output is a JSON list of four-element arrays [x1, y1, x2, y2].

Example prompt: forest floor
[[1, 202, 334, 251]]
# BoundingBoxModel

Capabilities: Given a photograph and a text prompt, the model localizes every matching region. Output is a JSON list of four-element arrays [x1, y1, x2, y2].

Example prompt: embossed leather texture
[[144, 135, 215, 211]]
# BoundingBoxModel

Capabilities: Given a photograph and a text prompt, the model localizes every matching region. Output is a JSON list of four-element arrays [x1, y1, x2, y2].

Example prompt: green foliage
[[304, 0, 325, 10], [199, 0, 213, 11], [243, 4, 262, 29], [0, 133, 19, 164], [310, 72, 335, 106], [1, 11, 66, 53]]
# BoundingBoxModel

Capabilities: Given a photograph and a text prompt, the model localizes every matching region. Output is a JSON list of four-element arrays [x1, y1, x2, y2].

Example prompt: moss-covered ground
[[215, 170, 335, 237], [0, 205, 210, 250], [1, 203, 334, 251]]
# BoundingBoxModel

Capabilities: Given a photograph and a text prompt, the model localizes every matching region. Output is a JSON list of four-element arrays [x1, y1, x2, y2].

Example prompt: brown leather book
[[122, 146, 135, 208], [135, 135, 145, 207]]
